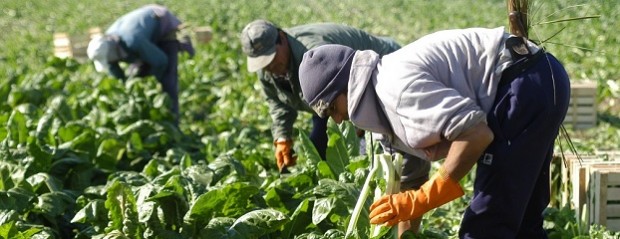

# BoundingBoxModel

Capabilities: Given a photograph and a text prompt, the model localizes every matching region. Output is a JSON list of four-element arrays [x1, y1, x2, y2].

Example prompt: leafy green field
[[0, 0, 619, 238]]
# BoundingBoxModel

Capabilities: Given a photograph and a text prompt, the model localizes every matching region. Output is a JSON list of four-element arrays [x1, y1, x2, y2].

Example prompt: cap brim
[[93, 60, 109, 72], [247, 51, 276, 72]]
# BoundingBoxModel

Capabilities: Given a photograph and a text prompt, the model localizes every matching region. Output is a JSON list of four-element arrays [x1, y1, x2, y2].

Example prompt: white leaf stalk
[[371, 153, 403, 238], [346, 151, 404, 238]]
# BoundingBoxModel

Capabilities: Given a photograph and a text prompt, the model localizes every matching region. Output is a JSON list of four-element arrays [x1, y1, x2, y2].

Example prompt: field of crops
[[1, 0, 619, 238]]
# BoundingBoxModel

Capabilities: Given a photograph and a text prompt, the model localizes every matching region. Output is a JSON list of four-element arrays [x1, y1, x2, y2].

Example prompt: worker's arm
[[369, 121, 493, 226]]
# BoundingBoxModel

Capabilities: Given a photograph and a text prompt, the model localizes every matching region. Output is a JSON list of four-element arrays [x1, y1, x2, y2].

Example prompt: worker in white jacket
[[297, 27, 570, 238]]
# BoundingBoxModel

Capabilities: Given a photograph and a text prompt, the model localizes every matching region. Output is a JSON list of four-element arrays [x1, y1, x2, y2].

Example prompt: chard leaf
[[325, 127, 350, 177], [48, 156, 87, 177], [0, 221, 18, 239], [101, 229, 130, 239], [0, 210, 18, 226], [25, 142, 52, 177], [151, 167, 181, 186], [324, 229, 346, 239], [317, 161, 335, 179], [228, 209, 288, 238], [35, 110, 55, 143], [281, 198, 313, 239], [298, 131, 322, 166], [188, 182, 259, 225], [96, 138, 123, 170], [107, 171, 148, 187], [7, 109, 28, 146], [208, 155, 245, 185], [1, 188, 35, 213], [118, 120, 161, 138], [57, 130, 96, 155], [312, 196, 337, 225], [34, 191, 74, 216], [57, 121, 92, 143], [147, 188, 188, 230], [338, 121, 361, 157], [26, 173, 62, 193], [47, 95, 73, 122], [105, 181, 141, 237], [183, 164, 213, 187], [71, 199, 108, 227], [141, 159, 160, 180], [0, 166, 13, 190], [201, 217, 235, 239], [311, 179, 359, 206]]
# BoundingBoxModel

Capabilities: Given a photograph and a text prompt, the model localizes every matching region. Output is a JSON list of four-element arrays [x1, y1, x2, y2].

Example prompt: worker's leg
[[157, 40, 180, 123], [459, 53, 570, 238]]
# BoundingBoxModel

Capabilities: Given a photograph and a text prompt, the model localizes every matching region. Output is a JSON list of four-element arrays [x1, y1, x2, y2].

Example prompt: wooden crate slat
[[607, 219, 620, 232], [570, 87, 596, 93], [607, 204, 620, 218], [591, 171, 607, 224], [566, 107, 597, 115], [564, 114, 597, 122], [607, 173, 620, 185], [568, 97, 596, 105], [607, 188, 620, 201]]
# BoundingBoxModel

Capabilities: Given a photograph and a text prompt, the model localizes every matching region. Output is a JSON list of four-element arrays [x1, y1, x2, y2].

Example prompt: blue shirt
[[104, 4, 181, 81]]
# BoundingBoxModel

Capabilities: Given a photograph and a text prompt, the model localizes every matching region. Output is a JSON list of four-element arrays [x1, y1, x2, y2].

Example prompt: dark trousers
[[157, 40, 180, 122], [310, 115, 328, 160], [459, 53, 570, 238]]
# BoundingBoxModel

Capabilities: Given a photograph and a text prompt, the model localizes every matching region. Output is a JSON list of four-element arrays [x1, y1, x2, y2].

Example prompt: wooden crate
[[194, 26, 212, 43], [564, 81, 597, 129], [53, 27, 102, 60], [566, 156, 613, 222], [53, 33, 90, 59], [88, 27, 103, 39], [557, 153, 620, 225], [589, 166, 620, 231]]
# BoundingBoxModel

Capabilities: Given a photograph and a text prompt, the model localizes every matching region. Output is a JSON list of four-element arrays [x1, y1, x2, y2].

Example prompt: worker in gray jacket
[[298, 27, 570, 238], [87, 4, 194, 123], [240, 20, 407, 167]]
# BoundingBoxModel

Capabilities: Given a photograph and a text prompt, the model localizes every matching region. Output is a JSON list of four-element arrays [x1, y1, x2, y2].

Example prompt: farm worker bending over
[[86, 4, 194, 123], [239, 20, 402, 165], [298, 27, 570, 238]]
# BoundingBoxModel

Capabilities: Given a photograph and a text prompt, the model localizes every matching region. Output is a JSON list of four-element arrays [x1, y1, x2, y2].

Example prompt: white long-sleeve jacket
[[348, 27, 538, 160]]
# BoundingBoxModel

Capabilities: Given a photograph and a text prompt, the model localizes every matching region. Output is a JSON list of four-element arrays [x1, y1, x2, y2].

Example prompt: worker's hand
[[179, 35, 195, 58], [274, 139, 297, 172], [127, 61, 150, 78], [369, 167, 464, 226]]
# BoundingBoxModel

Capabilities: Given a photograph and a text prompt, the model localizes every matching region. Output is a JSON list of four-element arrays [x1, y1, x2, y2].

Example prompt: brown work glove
[[274, 139, 297, 172], [369, 166, 464, 226]]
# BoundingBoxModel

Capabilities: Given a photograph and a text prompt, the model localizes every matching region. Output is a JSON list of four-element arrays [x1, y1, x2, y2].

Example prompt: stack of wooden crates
[[561, 151, 620, 231]]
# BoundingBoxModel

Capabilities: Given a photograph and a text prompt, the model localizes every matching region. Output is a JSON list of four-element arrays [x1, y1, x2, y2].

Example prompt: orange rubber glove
[[369, 166, 464, 226], [274, 139, 297, 171]]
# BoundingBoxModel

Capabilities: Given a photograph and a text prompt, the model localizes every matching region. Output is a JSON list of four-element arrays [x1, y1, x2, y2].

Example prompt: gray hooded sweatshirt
[[348, 27, 539, 160]]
